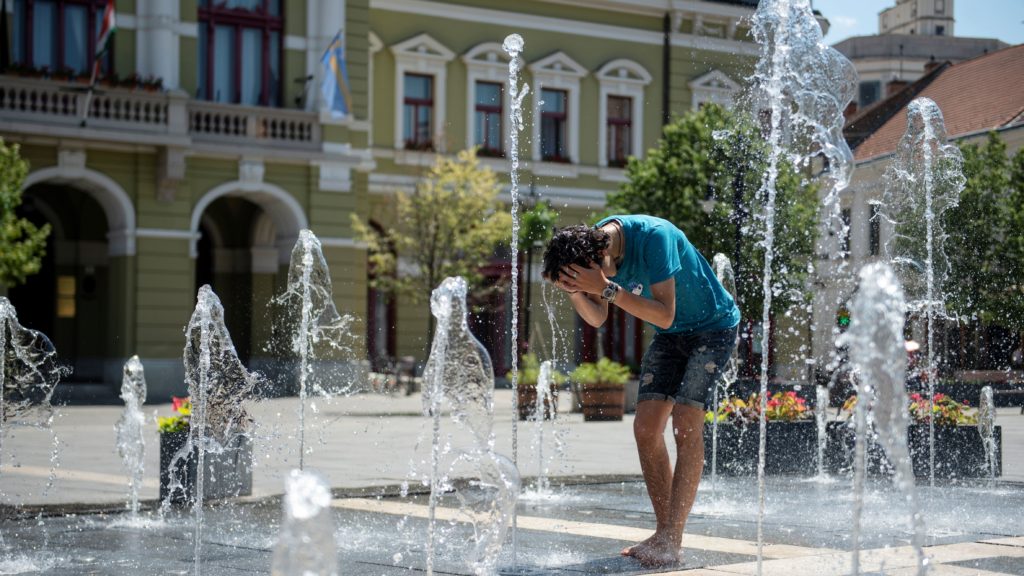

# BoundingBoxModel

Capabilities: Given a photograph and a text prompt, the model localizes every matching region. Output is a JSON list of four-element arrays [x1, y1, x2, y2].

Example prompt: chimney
[[886, 79, 909, 96], [924, 55, 942, 72], [844, 101, 858, 120]]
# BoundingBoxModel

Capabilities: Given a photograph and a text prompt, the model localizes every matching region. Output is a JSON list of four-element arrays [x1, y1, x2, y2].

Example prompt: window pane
[[32, 0, 56, 69], [268, 0, 281, 17], [403, 105, 415, 142], [541, 89, 565, 113], [486, 114, 501, 151], [240, 28, 263, 105], [476, 82, 501, 106], [214, 25, 237, 102], [12, 0, 25, 63], [404, 74, 432, 100], [417, 106, 432, 141], [474, 111, 485, 146], [608, 96, 631, 120], [198, 25, 208, 98], [269, 31, 280, 107], [224, 0, 262, 10], [64, 5, 89, 74]]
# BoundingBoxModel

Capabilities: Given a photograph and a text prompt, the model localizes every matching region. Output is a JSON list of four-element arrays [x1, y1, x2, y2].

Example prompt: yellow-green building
[[0, 0, 759, 400]]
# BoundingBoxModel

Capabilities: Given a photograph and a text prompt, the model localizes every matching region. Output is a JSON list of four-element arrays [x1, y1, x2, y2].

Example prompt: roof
[[834, 34, 1008, 63], [847, 44, 1024, 162]]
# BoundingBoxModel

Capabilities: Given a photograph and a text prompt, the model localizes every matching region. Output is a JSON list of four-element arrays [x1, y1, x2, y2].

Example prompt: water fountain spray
[[744, 2, 856, 569], [978, 385, 997, 484], [877, 97, 965, 487], [277, 229, 355, 470], [710, 254, 739, 495], [115, 355, 147, 519], [270, 469, 337, 576], [175, 285, 262, 575], [842, 263, 926, 576], [531, 360, 557, 493], [502, 31, 530, 566], [421, 277, 520, 576]]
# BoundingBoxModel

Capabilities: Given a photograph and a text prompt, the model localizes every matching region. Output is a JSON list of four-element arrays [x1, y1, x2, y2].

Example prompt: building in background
[[833, 0, 1006, 112], [0, 0, 763, 400]]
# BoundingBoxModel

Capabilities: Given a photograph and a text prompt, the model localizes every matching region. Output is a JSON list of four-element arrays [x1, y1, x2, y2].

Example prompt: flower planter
[[702, 421, 818, 476], [159, 430, 254, 506], [579, 385, 626, 421], [826, 422, 1002, 479], [516, 385, 558, 421]]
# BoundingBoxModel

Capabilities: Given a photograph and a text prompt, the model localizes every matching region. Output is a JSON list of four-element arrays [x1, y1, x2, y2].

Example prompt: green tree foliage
[[607, 104, 818, 318], [0, 139, 50, 288], [352, 148, 511, 306], [948, 133, 1024, 333]]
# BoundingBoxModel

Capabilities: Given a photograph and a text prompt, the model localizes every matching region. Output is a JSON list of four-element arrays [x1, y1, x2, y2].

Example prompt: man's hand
[[559, 263, 608, 295]]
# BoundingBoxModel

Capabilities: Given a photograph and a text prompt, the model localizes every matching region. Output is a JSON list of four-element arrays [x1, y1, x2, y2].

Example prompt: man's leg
[[632, 403, 704, 566], [621, 399, 674, 557]]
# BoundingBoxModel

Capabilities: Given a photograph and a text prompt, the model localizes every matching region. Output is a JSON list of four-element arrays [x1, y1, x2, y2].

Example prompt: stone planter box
[[703, 421, 818, 476], [517, 384, 558, 421], [159, 430, 254, 505], [826, 422, 1003, 479], [579, 385, 626, 421]]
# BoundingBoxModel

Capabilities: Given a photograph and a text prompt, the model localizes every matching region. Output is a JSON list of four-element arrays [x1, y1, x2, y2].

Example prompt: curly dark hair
[[542, 224, 609, 282]]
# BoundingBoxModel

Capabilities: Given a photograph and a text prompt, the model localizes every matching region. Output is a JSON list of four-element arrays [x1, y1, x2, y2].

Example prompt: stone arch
[[189, 181, 308, 262], [23, 165, 136, 256]]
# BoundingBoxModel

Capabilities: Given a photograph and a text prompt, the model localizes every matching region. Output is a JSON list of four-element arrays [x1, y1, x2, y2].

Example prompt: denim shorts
[[636, 326, 738, 409]]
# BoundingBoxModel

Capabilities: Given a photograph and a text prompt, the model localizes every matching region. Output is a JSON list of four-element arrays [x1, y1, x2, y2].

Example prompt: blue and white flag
[[320, 30, 352, 118]]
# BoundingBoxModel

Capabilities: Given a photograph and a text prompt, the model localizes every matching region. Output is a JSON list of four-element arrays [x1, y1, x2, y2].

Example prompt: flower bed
[[704, 392, 817, 475]]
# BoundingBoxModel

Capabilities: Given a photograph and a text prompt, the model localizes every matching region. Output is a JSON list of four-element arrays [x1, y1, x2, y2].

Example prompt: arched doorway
[[9, 185, 112, 384], [191, 181, 306, 367]]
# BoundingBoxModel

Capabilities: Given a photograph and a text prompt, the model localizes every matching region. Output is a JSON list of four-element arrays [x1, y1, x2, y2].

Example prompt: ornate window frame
[[390, 33, 455, 151], [528, 51, 587, 166], [462, 42, 512, 156], [596, 59, 652, 169], [688, 69, 741, 110]]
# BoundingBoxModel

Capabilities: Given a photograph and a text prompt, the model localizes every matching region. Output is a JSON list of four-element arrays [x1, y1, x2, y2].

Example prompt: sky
[[813, 0, 1024, 45]]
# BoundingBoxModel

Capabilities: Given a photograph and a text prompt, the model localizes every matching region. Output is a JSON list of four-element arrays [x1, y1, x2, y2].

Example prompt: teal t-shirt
[[596, 215, 740, 334]]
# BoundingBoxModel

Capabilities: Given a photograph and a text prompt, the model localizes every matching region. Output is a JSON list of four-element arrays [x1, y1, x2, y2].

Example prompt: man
[[542, 215, 739, 567]]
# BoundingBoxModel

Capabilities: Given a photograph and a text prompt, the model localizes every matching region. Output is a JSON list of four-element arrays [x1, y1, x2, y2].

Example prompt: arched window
[[198, 0, 283, 107]]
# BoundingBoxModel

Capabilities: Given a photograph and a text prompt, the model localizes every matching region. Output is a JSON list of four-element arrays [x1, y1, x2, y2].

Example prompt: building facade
[[1, 0, 760, 401]]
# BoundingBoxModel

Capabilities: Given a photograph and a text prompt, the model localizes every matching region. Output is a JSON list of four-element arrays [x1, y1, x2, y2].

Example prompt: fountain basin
[[159, 431, 254, 505]]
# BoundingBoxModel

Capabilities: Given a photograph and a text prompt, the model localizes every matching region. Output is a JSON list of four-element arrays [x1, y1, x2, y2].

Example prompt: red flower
[[172, 396, 189, 413]]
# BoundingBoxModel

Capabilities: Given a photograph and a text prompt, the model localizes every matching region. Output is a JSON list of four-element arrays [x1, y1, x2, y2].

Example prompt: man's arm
[[609, 277, 675, 330], [559, 263, 676, 330]]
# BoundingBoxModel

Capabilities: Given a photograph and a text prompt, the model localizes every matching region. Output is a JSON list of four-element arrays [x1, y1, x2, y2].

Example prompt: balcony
[[0, 76, 321, 151]]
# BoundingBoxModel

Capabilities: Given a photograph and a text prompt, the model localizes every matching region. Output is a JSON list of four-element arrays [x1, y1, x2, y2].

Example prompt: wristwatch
[[600, 282, 620, 303]]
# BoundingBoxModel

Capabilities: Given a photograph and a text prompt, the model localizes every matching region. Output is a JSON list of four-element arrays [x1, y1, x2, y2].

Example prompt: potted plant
[[828, 393, 1002, 478], [571, 357, 630, 421], [703, 391, 817, 475], [158, 396, 254, 505], [510, 353, 564, 421]]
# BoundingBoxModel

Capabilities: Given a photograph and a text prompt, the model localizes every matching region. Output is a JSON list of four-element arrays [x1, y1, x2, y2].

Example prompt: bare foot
[[633, 535, 681, 567], [620, 533, 659, 557]]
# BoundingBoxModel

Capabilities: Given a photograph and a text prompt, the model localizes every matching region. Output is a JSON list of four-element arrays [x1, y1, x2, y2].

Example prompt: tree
[[352, 148, 511, 343], [0, 138, 50, 288], [608, 104, 818, 320]]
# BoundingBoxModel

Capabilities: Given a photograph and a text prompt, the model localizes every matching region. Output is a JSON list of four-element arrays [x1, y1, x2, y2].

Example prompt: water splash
[[276, 229, 356, 469], [115, 355, 147, 518], [270, 469, 337, 576], [421, 277, 520, 576], [174, 285, 263, 575], [842, 263, 926, 576], [877, 97, 965, 487], [743, 1, 857, 568], [710, 254, 739, 496], [530, 361, 557, 494], [815, 385, 830, 479], [978, 386, 997, 484]]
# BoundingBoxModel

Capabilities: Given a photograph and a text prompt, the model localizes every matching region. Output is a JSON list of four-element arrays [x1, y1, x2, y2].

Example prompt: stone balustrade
[[0, 76, 321, 149]]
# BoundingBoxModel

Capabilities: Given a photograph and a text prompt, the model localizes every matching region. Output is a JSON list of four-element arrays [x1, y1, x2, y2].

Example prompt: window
[[599, 60, 652, 171], [474, 81, 503, 157], [606, 95, 632, 167], [688, 69, 739, 110], [935, 25, 945, 36], [936, 0, 945, 13], [859, 81, 882, 108], [529, 51, 586, 166], [869, 204, 881, 256], [198, 0, 282, 107], [11, 0, 112, 76], [403, 74, 434, 151], [390, 33, 454, 153], [540, 89, 568, 162]]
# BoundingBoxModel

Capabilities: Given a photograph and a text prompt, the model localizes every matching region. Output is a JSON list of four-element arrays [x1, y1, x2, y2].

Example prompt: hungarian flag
[[91, 0, 116, 83]]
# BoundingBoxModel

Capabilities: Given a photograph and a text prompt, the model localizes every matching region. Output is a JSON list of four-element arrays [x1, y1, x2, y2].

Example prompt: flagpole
[[80, 60, 99, 127]]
